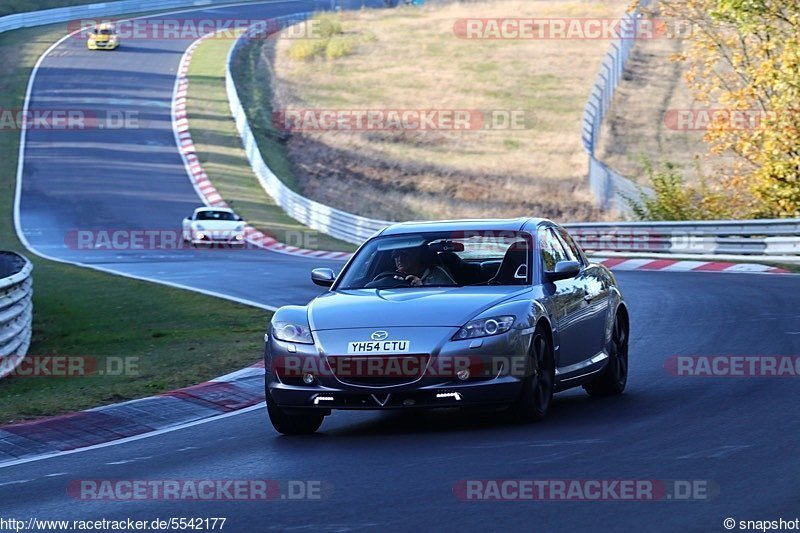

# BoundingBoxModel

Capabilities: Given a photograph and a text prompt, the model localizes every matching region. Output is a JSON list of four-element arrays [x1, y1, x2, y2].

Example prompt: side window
[[552, 229, 582, 263], [538, 227, 569, 272], [556, 227, 585, 265]]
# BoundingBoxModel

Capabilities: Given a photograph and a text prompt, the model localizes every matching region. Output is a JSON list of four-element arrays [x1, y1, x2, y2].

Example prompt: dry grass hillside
[[597, 24, 738, 184], [258, 0, 631, 221]]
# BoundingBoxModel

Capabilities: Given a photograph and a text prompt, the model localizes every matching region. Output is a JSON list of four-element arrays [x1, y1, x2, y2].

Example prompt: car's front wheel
[[509, 326, 554, 422], [266, 393, 324, 435]]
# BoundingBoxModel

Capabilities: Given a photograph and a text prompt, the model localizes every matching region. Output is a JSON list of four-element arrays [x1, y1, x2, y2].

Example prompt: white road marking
[[677, 445, 752, 459]]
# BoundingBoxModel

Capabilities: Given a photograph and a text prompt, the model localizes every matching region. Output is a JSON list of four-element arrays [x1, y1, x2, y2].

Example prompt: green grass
[[0, 23, 271, 424], [186, 33, 356, 253]]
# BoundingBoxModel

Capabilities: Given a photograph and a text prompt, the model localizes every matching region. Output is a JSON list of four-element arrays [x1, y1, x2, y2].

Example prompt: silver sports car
[[264, 218, 629, 434]]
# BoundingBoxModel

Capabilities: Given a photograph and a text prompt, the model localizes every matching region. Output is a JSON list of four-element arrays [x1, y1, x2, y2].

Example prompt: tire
[[266, 393, 324, 435], [509, 325, 555, 422], [584, 310, 628, 396]]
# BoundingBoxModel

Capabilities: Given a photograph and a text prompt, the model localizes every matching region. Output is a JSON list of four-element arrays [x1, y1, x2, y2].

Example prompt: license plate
[[347, 340, 410, 354]]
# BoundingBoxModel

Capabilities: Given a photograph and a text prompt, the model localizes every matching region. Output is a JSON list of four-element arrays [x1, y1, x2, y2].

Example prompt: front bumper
[[268, 376, 523, 411], [88, 41, 117, 50], [191, 233, 245, 245], [265, 327, 532, 411]]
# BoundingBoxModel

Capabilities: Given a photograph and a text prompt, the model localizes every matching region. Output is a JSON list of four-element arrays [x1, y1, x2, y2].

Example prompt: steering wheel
[[365, 271, 412, 289]]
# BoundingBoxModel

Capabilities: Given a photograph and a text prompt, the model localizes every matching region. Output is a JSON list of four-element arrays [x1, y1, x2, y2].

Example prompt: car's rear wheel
[[509, 326, 554, 422], [266, 393, 324, 435], [584, 310, 628, 396]]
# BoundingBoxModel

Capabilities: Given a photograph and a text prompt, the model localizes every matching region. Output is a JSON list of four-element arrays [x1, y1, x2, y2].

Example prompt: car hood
[[308, 286, 530, 330]]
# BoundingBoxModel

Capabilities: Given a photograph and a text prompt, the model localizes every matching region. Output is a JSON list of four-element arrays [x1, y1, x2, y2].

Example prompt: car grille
[[326, 354, 430, 388]]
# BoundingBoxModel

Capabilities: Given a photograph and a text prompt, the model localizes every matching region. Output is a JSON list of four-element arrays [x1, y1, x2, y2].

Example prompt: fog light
[[456, 369, 470, 381], [303, 372, 315, 385], [195, 232, 206, 240], [235, 234, 244, 241], [436, 392, 463, 401], [313, 395, 333, 405]]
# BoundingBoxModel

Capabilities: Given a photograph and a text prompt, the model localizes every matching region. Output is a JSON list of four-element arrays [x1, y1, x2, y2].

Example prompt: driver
[[391, 247, 457, 286]]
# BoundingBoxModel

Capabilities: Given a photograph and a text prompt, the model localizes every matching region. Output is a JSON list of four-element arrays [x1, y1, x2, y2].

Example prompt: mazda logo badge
[[371, 330, 389, 341]]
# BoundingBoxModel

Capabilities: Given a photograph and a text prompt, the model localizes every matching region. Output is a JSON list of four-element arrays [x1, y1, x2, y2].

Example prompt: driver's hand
[[405, 275, 422, 286]]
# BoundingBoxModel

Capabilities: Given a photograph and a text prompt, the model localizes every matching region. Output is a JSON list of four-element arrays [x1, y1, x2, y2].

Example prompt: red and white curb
[[0, 361, 266, 465], [171, 32, 352, 261], [593, 257, 789, 274]]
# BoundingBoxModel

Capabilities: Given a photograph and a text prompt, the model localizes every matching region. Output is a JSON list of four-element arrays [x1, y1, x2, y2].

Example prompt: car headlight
[[235, 224, 244, 231], [195, 224, 205, 231], [272, 321, 314, 344], [452, 315, 515, 340]]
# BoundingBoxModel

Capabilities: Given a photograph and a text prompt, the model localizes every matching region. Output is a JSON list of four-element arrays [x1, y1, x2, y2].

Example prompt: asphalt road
[[8, 1, 800, 531], [17, 0, 354, 308], [2, 272, 799, 531]]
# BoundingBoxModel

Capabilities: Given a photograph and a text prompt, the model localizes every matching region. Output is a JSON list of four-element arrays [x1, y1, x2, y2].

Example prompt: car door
[[537, 226, 586, 368], [555, 227, 609, 359]]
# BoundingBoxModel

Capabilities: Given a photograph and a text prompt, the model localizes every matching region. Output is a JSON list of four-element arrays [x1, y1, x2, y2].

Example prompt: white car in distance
[[182, 207, 246, 246]]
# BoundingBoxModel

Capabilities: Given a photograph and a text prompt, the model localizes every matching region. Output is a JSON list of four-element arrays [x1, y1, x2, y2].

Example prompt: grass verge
[[187, 32, 356, 253], [0, 23, 270, 424]]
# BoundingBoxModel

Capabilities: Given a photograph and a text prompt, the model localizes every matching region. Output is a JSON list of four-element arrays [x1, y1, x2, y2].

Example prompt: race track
[[7, 1, 800, 530]]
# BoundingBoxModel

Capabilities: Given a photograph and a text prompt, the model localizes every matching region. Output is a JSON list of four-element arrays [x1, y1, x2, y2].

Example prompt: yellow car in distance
[[87, 23, 119, 50]]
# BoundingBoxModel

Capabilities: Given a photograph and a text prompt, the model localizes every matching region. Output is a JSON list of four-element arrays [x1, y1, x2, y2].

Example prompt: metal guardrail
[[0, 253, 33, 379], [564, 219, 800, 258], [0, 0, 278, 34], [226, 15, 393, 245], [581, 2, 653, 215]]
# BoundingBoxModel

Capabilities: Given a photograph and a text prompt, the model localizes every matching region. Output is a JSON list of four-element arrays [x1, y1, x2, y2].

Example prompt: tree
[[657, 0, 800, 217]]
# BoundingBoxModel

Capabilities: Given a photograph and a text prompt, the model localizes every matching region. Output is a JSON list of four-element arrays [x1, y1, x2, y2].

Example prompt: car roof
[[194, 207, 234, 213], [96, 23, 115, 29], [378, 218, 548, 236]]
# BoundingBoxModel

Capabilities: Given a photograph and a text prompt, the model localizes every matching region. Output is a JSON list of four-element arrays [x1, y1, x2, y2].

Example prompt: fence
[[580, 1, 653, 214], [0, 253, 33, 378]]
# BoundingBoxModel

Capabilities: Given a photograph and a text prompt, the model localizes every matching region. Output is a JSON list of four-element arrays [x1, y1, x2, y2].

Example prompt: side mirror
[[311, 268, 336, 287], [545, 260, 580, 281]]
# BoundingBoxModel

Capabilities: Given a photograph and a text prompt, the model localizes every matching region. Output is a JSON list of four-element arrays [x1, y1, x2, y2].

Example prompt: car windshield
[[95, 28, 113, 35], [196, 210, 236, 221], [336, 231, 531, 289]]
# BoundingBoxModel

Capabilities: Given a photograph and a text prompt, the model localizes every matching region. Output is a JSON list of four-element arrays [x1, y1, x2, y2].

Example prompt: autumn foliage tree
[[655, 0, 800, 218]]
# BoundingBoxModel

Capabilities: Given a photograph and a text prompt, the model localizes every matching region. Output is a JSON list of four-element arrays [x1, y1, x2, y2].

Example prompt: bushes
[[287, 13, 372, 61], [625, 160, 751, 221]]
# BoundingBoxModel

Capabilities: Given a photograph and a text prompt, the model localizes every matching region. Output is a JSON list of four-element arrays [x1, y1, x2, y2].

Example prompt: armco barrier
[[0, 0, 287, 35], [0, 252, 33, 378], [226, 15, 392, 245], [564, 219, 800, 260]]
